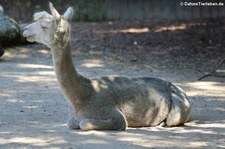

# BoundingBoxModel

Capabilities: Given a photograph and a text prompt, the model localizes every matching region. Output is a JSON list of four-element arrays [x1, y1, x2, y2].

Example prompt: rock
[[0, 6, 20, 46], [0, 5, 3, 13]]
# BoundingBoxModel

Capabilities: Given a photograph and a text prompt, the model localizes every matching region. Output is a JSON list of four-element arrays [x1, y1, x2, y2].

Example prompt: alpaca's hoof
[[67, 118, 79, 129], [79, 119, 94, 131]]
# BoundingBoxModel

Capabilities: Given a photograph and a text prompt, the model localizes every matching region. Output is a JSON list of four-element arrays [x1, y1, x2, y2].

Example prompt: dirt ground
[[0, 20, 225, 149]]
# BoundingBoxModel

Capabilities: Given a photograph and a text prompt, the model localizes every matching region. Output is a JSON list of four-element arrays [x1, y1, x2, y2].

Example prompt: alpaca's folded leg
[[79, 109, 127, 131], [67, 118, 80, 129]]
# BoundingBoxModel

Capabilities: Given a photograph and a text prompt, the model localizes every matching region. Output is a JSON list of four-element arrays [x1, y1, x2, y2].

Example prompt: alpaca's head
[[23, 2, 74, 48]]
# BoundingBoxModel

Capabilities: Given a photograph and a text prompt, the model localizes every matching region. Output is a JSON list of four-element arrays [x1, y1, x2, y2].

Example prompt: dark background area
[[1, 0, 225, 74], [1, 0, 225, 22]]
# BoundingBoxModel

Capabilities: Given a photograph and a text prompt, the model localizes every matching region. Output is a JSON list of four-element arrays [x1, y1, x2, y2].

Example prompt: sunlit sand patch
[[81, 59, 104, 68], [0, 136, 67, 147], [178, 81, 225, 97], [17, 64, 53, 69], [155, 24, 188, 32], [96, 27, 149, 34]]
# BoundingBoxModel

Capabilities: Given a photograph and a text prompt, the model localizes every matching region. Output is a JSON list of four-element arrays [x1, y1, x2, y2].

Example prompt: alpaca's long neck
[[51, 38, 92, 111]]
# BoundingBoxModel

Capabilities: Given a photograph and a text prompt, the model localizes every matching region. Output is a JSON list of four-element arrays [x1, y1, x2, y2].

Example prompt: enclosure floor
[[0, 21, 225, 148]]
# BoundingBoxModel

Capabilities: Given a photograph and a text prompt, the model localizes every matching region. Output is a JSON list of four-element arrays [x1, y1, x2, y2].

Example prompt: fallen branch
[[198, 57, 225, 81]]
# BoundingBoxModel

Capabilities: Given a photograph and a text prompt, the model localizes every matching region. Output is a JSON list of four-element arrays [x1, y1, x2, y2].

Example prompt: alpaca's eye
[[41, 22, 48, 29], [41, 25, 47, 29]]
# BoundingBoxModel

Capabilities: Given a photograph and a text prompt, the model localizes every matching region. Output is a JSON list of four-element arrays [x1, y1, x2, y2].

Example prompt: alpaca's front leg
[[79, 109, 128, 131], [67, 118, 80, 129]]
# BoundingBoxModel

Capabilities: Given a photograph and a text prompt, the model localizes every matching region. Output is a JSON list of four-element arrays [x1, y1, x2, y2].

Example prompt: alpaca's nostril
[[22, 28, 29, 37], [24, 25, 30, 31]]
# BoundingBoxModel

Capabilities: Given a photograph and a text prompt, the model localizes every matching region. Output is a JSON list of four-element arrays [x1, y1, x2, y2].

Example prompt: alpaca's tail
[[166, 83, 191, 126]]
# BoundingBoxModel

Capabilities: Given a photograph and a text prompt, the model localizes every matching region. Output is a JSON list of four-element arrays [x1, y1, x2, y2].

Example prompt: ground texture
[[0, 20, 225, 149]]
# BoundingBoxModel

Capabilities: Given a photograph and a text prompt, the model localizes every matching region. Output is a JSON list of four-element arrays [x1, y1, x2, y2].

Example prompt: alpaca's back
[[82, 77, 176, 127]]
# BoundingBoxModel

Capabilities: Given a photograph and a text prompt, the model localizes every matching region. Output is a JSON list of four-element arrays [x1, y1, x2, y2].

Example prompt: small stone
[[133, 41, 138, 45]]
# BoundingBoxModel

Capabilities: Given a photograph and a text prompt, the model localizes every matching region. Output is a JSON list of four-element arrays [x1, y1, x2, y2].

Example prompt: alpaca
[[23, 3, 191, 131]]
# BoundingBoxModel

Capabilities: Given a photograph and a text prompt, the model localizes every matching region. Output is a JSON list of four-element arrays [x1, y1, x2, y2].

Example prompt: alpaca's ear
[[49, 2, 60, 20], [63, 7, 74, 21]]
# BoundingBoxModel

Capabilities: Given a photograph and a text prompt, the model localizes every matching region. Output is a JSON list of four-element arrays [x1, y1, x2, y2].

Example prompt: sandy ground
[[1, 21, 225, 148]]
